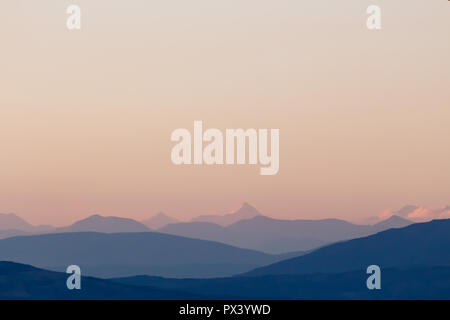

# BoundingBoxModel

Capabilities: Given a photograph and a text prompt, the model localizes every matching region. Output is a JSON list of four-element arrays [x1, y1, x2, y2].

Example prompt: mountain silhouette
[[0, 214, 54, 239], [0, 213, 35, 231], [141, 212, 179, 229], [242, 218, 450, 277], [161, 214, 412, 254], [190, 202, 261, 226], [0, 232, 287, 278], [56, 215, 150, 233]]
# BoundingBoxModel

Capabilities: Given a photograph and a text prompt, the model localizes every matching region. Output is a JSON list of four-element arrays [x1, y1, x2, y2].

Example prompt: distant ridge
[[191, 202, 261, 226], [0, 206, 413, 254]]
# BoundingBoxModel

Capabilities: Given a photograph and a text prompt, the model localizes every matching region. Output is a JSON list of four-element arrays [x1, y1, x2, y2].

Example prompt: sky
[[0, 0, 449, 226]]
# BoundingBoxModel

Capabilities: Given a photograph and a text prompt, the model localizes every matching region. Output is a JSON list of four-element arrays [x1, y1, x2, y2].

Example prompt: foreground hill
[[1, 261, 448, 299], [0, 232, 285, 278], [112, 266, 450, 299], [242, 219, 450, 277], [161, 215, 412, 254], [0, 262, 200, 300]]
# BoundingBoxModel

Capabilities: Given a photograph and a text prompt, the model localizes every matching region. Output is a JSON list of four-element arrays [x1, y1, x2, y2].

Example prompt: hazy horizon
[[2, 202, 449, 228], [1, 0, 449, 226]]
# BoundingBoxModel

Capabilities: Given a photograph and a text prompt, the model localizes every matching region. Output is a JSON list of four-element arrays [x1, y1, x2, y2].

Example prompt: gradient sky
[[1, 0, 449, 226]]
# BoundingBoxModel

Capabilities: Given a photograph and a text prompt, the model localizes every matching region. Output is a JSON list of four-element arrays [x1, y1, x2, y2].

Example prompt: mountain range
[[160, 213, 412, 253], [0, 218, 448, 299], [0, 204, 413, 254]]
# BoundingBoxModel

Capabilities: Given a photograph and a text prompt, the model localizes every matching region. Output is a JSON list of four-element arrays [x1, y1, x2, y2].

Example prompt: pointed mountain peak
[[240, 202, 255, 210], [0, 212, 34, 231], [234, 202, 261, 218], [191, 203, 262, 227], [142, 212, 179, 230]]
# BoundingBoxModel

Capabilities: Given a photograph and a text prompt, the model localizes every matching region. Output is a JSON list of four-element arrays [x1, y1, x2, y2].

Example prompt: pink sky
[[0, 0, 449, 226]]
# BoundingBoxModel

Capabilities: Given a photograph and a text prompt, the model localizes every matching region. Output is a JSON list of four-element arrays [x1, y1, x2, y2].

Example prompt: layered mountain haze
[[160, 214, 413, 254], [0, 205, 414, 254], [1, 218, 449, 300], [0, 210, 447, 298]]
